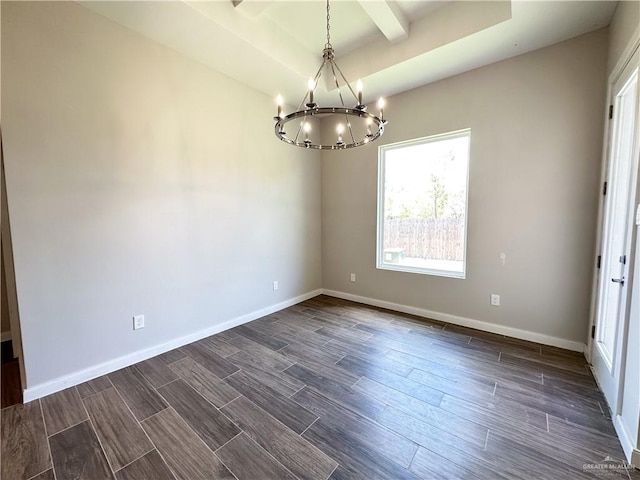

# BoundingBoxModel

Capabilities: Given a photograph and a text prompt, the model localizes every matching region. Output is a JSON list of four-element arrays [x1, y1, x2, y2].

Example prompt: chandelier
[[273, 0, 387, 150]]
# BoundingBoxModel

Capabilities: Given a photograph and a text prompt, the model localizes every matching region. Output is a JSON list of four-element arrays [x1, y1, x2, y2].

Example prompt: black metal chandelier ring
[[274, 107, 385, 150]]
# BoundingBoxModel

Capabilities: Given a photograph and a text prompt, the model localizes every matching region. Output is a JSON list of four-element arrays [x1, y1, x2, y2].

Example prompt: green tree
[[447, 190, 465, 219], [430, 174, 448, 219]]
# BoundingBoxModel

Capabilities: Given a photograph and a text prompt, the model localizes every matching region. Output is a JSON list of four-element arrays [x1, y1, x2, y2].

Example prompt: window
[[377, 129, 470, 278]]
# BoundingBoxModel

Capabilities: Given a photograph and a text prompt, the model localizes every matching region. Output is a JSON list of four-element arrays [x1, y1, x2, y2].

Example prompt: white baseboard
[[22, 287, 589, 401], [322, 289, 586, 352], [614, 414, 639, 464], [1, 331, 11, 342], [23, 288, 323, 402]]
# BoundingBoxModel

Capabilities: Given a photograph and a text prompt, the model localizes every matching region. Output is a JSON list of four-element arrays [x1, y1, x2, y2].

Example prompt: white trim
[[376, 129, 471, 280], [609, 24, 640, 87], [614, 413, 637, 463], [22, 288, 322, 402], [1, 331, 12, 343], [583, 342, 591, 364], [322, 289, 586, 352]]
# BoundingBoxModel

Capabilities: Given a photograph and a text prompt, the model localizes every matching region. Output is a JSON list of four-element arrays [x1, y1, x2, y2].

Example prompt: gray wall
[[607, 0, 640, 75], [321, 29, 608, 345], [2, 1, 321, 389], [0, 1, 616, 393]]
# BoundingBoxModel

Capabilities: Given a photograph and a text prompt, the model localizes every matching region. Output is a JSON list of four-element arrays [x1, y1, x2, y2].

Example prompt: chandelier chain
[[325, 0, 332, 49]]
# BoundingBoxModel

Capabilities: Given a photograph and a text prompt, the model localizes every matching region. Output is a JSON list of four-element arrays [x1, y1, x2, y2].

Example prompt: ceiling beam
[[231, 0, 272, 17], [357, 0, 409, 43]]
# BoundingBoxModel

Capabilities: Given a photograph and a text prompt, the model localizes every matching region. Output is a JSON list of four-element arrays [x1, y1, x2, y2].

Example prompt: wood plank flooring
[[1, 340, 22, 409], [2, 295, 639, 479]]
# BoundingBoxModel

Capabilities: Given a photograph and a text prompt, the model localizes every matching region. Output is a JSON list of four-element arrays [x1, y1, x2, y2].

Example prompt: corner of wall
[[23, 288, 322, 402]]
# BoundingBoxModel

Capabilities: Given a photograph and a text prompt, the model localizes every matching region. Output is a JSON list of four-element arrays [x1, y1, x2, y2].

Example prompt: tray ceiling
[[81, 1, 617, 105]]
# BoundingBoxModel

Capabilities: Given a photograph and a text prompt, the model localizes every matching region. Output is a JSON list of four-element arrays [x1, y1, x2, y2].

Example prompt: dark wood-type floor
[[2, 295, 639, 480], [1, 340, 22, 409]]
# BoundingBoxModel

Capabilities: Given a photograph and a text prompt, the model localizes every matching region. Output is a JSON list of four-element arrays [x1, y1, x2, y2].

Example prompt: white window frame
[[376, 129, 471, 279]]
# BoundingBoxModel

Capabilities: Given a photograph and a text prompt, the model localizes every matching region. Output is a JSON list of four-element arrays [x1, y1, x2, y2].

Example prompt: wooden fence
[[384, 218, 465, 261]]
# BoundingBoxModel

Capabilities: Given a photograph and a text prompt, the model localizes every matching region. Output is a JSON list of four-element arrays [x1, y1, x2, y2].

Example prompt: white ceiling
[[81, 1, 617, 107]]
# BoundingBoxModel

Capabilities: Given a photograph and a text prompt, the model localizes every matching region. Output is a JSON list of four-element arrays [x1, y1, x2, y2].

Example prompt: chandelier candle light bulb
[[308, 78, 316, 106], [276, 94, 283, 118], [304, 122, 312, 146], [378, 97, 385, 121], [356, 79, 363, 106]]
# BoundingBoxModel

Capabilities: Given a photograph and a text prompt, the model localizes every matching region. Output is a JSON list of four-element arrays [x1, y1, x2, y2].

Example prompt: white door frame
[[588, 22, 640, 355], [588, 30, 640, 361], [588, 42, 640, 412]]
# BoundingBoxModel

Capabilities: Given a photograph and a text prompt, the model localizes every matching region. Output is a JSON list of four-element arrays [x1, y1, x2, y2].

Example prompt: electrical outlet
[[273, 280, 279, 291], [490, 294, 500, 307], [133, 314, 145, 330], [350, 273, 356, 282]]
